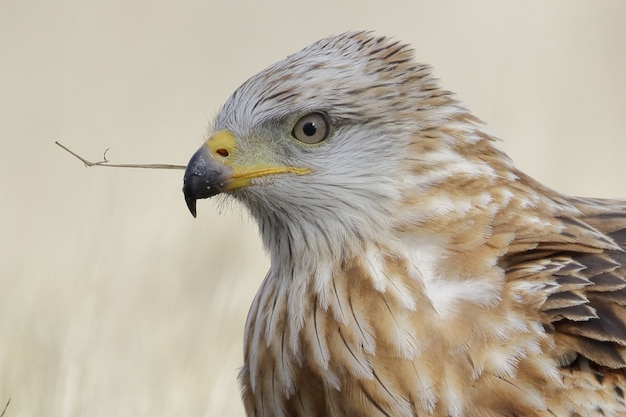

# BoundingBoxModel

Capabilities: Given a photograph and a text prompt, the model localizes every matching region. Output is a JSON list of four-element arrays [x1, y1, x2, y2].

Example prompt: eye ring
[[291, 112, 332, 144]]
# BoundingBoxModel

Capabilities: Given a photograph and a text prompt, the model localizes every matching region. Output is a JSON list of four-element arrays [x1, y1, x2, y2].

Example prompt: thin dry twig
[[0, 398, 9, 417], [55, 141, 186, 170]]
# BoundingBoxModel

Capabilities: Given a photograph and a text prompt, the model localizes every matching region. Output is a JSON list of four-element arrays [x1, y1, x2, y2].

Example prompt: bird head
[[183, 32, 503, 262]]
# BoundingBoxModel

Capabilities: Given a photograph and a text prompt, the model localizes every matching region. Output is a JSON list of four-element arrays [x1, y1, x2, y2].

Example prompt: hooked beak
[[183, 130, 311, 217]]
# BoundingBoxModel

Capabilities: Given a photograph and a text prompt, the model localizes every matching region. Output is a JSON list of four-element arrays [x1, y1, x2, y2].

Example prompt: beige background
[[1, 1, 625, 416]]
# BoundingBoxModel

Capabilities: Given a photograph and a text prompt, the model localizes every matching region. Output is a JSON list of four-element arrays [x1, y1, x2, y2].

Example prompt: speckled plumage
[[183, 32, 626, 416]]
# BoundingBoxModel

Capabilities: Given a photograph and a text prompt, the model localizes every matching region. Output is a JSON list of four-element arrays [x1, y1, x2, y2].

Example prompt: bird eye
[[291, 112, 331, 144]]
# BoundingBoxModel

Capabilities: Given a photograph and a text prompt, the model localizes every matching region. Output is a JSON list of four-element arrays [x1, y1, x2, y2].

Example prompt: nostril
[[216, 148, 229, 158]]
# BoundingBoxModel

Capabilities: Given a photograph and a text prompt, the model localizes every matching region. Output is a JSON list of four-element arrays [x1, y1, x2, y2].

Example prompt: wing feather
[[505, 197, 626, 370]]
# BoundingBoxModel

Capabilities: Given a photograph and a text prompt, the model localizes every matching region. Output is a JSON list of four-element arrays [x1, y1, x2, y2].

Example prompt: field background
[[2, 1, 625, 416]]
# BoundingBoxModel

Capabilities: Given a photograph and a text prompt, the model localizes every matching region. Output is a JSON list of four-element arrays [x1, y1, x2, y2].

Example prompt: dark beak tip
[[187, 201, 198, 218], [183, 189, 198, 218]]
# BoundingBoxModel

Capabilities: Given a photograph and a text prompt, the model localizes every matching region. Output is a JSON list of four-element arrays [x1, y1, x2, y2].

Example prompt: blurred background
[[1, 1, 625, 416]]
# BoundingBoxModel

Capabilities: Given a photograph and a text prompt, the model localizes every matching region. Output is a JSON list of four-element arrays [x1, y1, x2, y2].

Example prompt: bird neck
[[240, 205, 562, 416]]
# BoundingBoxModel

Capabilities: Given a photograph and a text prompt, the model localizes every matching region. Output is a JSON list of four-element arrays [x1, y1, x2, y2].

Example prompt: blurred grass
[[1, 1, 625, 416]]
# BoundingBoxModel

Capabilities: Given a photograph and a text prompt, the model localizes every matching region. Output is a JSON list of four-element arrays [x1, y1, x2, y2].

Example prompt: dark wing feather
[[507, 197, 626, 369], [553, 199, 626, 369]]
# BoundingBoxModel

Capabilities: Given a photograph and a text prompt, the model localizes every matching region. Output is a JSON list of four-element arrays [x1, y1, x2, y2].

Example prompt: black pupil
[[302, 122, 317, 136]]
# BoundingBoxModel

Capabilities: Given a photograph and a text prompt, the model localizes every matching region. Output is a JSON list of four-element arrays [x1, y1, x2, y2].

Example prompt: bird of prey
[[183, 32, 626, 417]]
